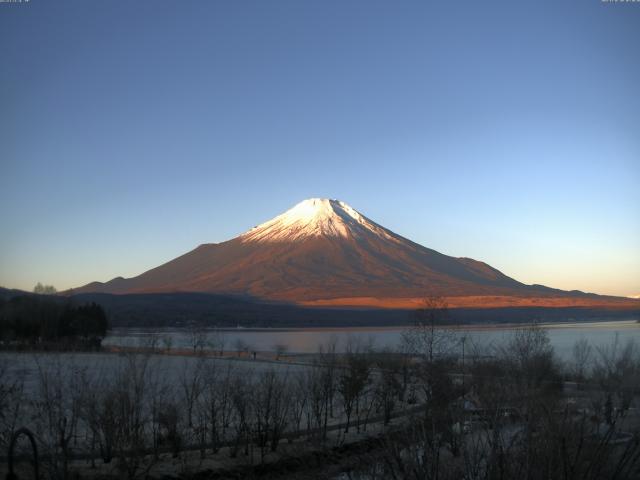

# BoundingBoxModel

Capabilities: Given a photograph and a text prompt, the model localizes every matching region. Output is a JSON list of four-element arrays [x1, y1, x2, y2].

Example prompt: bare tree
[[234, 338, 249, 357], [570, 337, 592, 381], [110, 354, 159, 479], [307, 360, 337, 443], [187, 324, 208, 355], [139, 331, 159, 352], [179, 357, 206, 455], [252, 369, 291, 461], [32, 356, 85, 480], [156, 400, 182, 458], [338, 340, 371, 433], [312, 338, 339, 442], [273, 343, 288, 360], [499, 323, 561, 394], [161, 334, 173, 353], [79, 370, 118, 465], [402, 296, 457, 363], [0, 356, 24, 452], [373, 350, 404, 426], [268, 374, 291, 453], [208, 330, 226, 356], [592, 335, 639, 424], [229, 370, 253, 458], [202, 363, 236, 453], [289, 371, 309, 440]]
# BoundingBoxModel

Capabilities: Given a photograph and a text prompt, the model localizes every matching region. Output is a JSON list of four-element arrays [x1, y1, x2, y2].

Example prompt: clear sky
[[1, 0, 639, 297]]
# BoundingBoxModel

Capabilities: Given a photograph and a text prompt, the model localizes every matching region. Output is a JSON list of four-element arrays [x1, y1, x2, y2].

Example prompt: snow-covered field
[[1, 351, 310, 396]]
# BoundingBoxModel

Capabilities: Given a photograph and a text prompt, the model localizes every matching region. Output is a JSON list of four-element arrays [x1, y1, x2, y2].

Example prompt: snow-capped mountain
[[73, 198, 611, 306], [241, 198, 405, 243]]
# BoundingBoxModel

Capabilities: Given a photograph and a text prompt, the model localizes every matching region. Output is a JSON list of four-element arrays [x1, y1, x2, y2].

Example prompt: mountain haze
[[74, 199, 631, 308]]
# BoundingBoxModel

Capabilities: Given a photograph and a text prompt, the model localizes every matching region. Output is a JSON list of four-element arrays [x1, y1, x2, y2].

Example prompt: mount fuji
[[73, 198, 633, 309]]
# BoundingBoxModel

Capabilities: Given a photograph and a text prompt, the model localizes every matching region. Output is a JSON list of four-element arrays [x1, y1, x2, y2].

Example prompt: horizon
[[1, 195, 637, 300], [1, 1, 639, 297]]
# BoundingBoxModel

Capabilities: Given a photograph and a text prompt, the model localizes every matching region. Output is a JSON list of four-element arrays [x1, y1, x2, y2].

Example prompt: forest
[[0, 295, 109, 349]]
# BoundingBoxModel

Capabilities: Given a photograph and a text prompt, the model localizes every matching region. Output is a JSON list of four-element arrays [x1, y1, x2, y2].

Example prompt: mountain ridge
[[71, 198, 637, 308]]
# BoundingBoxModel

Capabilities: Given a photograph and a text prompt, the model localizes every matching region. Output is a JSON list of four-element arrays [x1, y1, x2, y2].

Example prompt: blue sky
[[1, 0, 639, 296]]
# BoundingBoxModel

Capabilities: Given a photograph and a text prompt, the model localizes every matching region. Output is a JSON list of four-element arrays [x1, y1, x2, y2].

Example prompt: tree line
[[0, 295, 109, 349]]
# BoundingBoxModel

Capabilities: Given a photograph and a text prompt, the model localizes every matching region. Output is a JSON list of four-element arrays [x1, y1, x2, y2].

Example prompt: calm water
[[104, 320, 640, 359]]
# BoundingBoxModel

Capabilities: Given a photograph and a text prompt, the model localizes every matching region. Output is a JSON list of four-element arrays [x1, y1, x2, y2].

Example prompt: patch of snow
[[239, 198, 401, 243]]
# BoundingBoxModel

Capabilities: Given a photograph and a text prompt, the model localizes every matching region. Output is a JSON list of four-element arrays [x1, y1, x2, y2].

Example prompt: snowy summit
[[240, 198, 397, 243]]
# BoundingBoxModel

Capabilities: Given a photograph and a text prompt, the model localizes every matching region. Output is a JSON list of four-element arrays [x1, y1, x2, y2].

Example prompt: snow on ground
[[0, 351, 310, 396]]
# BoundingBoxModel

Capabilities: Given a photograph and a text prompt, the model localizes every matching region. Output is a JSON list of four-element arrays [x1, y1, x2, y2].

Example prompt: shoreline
[[107, 318, 640, 334]]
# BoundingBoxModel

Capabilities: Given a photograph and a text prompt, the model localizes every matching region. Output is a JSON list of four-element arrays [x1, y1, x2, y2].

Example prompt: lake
[[104, 320, 640, 360]]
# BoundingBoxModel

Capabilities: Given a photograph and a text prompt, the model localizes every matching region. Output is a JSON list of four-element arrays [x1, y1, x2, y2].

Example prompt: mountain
[[73, 198, 636, 308]]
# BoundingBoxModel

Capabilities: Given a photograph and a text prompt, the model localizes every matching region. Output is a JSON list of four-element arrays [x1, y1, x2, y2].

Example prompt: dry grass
[[299, 295, 640, 309]]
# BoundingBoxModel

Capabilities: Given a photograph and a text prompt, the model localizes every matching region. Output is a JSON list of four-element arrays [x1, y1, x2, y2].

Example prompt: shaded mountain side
[[71, 292, 640, 328], [0, 287, 24, 300], [0, 287, 19, 300]]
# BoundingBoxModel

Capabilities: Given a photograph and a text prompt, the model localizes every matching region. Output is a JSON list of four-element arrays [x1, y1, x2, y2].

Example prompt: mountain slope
[[73, 198, 622, 306]]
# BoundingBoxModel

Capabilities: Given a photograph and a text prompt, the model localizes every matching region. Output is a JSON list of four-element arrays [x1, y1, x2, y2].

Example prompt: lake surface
[[104, 320, 640, 360]]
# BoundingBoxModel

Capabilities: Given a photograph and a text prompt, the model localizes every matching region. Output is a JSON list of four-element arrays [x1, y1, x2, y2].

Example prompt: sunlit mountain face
[[73, 199, 634, 308]]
